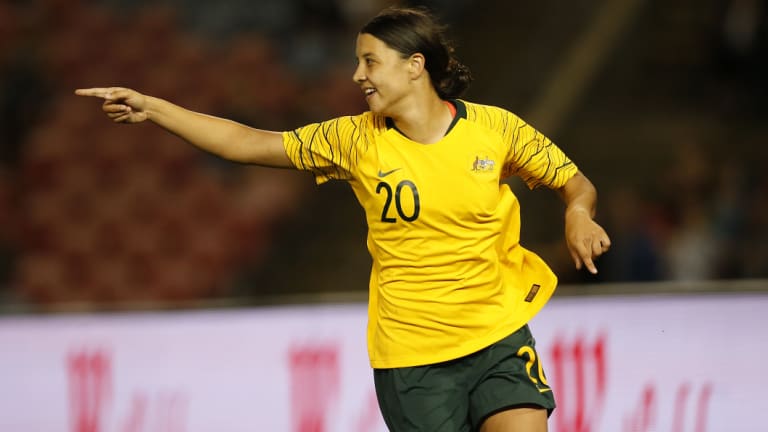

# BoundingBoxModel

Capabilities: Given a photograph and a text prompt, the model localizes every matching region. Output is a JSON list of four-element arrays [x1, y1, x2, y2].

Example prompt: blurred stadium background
[[0, 0, 766, 311]]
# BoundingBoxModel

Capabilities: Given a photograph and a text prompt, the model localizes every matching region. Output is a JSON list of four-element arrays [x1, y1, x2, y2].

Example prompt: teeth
[[365, 88, 376, 95]]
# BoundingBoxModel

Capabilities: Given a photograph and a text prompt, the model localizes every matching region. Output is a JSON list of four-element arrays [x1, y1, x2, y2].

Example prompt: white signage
[[0, 293, 765, 431]]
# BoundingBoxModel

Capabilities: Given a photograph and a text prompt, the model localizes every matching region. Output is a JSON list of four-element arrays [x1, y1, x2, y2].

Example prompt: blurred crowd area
[[0, 0, 766, 310]]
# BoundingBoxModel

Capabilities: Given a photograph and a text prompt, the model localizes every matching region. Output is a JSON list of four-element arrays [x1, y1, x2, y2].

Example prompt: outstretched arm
[[75, 87, 292, 168], [556, 171, 611, 274]]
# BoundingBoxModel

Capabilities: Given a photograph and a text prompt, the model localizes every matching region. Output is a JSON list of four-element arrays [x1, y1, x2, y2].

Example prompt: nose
[[352, 63, 366, 84]]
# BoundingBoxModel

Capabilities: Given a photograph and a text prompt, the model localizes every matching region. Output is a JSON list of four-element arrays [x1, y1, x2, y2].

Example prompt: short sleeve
[[501, 111, 578, 190], [282, 114, 370, 184]]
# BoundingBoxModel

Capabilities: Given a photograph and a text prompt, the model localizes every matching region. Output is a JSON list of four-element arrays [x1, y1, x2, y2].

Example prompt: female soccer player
[[77, 6, 610, 432]]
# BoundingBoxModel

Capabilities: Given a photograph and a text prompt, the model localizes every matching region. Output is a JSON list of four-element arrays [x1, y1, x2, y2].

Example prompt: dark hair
[[360, 7, 472, 99]]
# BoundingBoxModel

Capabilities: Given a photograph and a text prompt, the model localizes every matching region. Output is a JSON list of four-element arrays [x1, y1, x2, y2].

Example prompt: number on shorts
[[517, 345, 550, 389]]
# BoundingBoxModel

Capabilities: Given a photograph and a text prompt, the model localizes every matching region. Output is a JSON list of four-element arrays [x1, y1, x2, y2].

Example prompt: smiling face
[[353, 33, 416, 117]]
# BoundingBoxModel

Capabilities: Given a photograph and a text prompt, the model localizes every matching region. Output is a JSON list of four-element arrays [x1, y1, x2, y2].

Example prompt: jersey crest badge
[[472, 156, 496, 172]]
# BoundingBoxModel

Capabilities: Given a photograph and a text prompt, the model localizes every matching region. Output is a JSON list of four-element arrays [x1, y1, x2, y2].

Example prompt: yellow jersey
[[282, 100, 578, 368]]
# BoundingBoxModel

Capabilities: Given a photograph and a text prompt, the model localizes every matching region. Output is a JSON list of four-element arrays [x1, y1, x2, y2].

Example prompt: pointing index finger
[[74, 88, 113, 99], [583, 256, 598, 274]]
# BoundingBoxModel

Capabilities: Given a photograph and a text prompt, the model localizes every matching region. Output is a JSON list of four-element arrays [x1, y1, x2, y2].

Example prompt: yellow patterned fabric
[[283, 100, 578, 368]]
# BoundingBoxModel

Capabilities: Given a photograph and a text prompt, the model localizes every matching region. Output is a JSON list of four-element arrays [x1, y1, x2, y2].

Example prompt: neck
[[389, 93, 454, 144]]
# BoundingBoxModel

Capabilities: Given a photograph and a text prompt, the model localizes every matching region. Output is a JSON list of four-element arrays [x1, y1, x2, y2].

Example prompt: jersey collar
[[385, 99, 467, 138]]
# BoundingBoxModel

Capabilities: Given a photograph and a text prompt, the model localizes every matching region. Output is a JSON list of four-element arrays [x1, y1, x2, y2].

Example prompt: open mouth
[[364, 88, 377, 99]]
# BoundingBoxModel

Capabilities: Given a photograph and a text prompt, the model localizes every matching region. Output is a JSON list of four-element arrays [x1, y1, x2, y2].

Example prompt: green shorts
[[373, 324, 555, 432]]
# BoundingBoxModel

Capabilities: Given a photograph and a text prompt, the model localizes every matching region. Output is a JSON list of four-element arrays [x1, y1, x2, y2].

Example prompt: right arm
[[75, 87, 292, 168]]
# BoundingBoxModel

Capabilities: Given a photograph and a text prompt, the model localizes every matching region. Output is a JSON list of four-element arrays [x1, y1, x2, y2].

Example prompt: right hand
[[75, 87, 149, 123]]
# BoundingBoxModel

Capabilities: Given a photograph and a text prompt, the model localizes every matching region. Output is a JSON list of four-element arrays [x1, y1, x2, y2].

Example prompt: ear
[[408, 53, 426, 79]]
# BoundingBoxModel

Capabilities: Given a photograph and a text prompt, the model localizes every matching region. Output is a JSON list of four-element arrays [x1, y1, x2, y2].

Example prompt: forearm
[[558, 171, 597, 217], [144, 96, 290, 167], [557, 170, 610, 273]]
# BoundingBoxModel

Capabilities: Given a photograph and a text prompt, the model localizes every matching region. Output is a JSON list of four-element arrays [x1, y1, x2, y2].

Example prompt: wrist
[[143, 95, 163, 121], [565, 206, 593, 218]]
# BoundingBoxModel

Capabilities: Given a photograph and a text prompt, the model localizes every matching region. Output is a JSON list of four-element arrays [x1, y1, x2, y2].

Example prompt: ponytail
[[436, 55, 472, 99]]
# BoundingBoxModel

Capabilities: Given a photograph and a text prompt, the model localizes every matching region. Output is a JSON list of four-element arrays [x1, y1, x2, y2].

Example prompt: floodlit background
[[0, 0, 766, 307], [2, 1, 767, 431]]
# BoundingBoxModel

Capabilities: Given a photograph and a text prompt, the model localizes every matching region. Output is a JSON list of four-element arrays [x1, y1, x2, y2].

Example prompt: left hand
[[564, 208, 611, 274]]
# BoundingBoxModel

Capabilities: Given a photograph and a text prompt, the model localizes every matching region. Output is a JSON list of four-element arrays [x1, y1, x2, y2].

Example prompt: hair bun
[[438, 59, 472, 99]]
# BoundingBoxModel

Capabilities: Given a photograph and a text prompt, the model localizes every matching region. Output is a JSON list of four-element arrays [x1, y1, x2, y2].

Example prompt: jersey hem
[[368, 320, 530, 369]]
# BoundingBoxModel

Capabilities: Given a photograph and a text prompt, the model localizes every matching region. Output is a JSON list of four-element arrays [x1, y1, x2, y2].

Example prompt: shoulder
[[325, 111, 388, 134], [459, 100, 521, 131], [289, 111, 385, 140]]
